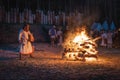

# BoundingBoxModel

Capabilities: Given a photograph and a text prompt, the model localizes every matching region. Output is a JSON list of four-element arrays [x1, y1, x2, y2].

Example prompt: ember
[[62, 26, 100, 61]]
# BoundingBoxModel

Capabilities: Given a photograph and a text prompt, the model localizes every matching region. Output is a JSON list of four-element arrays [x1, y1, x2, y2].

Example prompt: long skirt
[[19, 41, 33, 54]]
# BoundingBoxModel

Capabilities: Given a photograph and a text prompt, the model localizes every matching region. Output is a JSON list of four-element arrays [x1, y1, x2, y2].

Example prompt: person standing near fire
[[107, 31, 113, 48], [48, 25, 57, 47], [100, 30, 107, 47], [57, 27, 63, 47], [18, 23, 34, 60]]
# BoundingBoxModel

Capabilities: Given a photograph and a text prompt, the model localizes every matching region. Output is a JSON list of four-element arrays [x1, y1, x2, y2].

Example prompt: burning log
[[62, 27, 100, 61]]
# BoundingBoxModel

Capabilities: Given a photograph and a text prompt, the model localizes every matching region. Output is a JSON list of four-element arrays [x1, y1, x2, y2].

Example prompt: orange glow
[[85, 57, 97, 61], [63, 26, 98, 61]]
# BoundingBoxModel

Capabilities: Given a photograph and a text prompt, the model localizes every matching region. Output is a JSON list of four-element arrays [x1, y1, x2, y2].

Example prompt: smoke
[[66, 9, 100, 31], [63, 10, 100, 47]]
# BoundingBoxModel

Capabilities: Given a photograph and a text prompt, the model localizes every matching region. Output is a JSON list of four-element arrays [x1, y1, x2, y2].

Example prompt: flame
[[63, 27, 98, 61], [73, 30, 89, 44]]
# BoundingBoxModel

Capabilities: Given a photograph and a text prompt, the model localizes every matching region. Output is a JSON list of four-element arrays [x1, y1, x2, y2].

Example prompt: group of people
[[100, 30, 113, 48], [48, 25, 63, 47], [91, 30, 116, 49], [90, 20, 117, 48], [18, 23, 63, 60], [18, 21, 118, 60]]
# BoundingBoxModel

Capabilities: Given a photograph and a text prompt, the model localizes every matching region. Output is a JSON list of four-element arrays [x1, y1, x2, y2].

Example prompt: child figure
[[18, 23, 34, 60]]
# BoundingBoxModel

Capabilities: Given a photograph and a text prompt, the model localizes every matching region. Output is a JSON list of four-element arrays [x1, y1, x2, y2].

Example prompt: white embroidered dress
[[18, 29, 33, 54]]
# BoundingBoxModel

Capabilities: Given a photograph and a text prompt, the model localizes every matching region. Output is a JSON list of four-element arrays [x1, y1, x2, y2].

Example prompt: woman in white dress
[[18, 24, 34, 60]]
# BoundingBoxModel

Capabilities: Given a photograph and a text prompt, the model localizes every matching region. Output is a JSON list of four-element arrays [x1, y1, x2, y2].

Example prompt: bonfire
[[62, 26, 100, 61]]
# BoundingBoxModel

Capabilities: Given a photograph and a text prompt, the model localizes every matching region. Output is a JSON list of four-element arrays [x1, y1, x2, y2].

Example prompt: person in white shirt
[[57, 27, 63, 46], [107, 31, 113, 48], [100, 31, 107, 47], [18, 23, 34, 60], [48, 25, 57, 47]]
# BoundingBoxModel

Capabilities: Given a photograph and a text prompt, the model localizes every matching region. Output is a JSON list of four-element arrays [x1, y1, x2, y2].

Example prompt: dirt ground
[[0, 43, 120, 80]]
